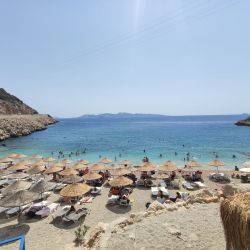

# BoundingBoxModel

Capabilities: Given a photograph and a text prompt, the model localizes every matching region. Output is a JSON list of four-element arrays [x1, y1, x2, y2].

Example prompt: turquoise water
[[1, 115, 250, 168]]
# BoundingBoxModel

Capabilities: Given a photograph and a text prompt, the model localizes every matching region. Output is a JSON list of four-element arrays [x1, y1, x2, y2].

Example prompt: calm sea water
[[1, 115, 250, 169]]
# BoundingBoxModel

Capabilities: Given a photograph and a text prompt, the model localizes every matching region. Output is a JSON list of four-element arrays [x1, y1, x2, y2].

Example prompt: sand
[[0, 171, 242, 250]]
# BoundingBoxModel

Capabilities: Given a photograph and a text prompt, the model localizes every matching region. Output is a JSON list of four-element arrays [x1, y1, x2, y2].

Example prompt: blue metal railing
[[0, 235, 25, 250]]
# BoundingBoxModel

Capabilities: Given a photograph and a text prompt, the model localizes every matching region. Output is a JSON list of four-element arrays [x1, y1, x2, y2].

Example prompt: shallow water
[[1, 115, 250, 168]]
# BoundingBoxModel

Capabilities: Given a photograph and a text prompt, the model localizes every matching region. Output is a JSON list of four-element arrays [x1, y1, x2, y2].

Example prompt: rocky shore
[[235, 117, 250, 126], [0, 114, 57, 141]]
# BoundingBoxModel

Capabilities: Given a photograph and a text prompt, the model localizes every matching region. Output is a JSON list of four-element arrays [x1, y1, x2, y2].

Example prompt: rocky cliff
[[0, 88, 38, 115], [235, 117, 250, 126], [0, 88, 57, 141]]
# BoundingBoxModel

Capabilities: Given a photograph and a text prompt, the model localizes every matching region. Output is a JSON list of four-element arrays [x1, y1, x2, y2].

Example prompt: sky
[[0, 0, 249, 118]]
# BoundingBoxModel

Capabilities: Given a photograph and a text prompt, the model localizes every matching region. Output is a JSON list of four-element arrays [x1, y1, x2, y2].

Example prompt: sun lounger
[[54, 183, 67, 191], [159, 187, 169, 196], [0, 207, 8, 214], [159, 181, 167, 188], [52, 205, 71, 220], [63, 208, 88, 223], [35, 203, 59, 218], [151, 187, 159, 196], [6, 204, 30, 216], [119, 199, 130, 206], [107, 195, 120, 205], [91, 187, 102, 195], [194, 181, 206, 188], [136, 179, 145, 186], [179, 192, 189, 200], [182, 181, 194, 190], [171, 179, 180, 189]]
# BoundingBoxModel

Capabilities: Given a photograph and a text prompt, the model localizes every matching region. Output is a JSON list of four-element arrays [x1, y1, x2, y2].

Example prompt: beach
[[0, 169, 243, 250]]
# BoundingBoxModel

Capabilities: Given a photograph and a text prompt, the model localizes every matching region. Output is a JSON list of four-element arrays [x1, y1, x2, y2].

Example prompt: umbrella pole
[[18, 206, 21, 225]]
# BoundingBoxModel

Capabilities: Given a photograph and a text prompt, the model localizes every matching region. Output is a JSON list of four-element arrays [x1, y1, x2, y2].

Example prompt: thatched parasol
[[33, 159, 46, 165], [158, 161, 177, 172], [8, 162, 30, 171], [0, 169, 10, 175], [0, 157, 13, 163], [7, 172, 29, 180], [91, 164, 105, 172], [138, 162, 156, 172], [110, 167, 131, 176], [109, 176, 133, 187], [82, 172, 102, 181], [26, 165, 46, 175], [60, 183, 91, 197], [242, 161, 250, 168], [220, 192, 250, 250], [60, 159, 73, 165], [44, 157, 55, 162], [208, 159, 224, 172], [1, 180, 31, 196], [59, 168, 77, 176], [72, 162, 85, 170], [29, 179, 56, 195], [0, 190, 39, 224], [9, 153, 27, 159], [152, 172, 169, 179], [8, 153, 19, 158], [187, 160, 201, 168], [78, 160, 89, 165], [16, 160, 32, 166], [52, 161, 65, 168], [100, 158, 112, 164], [44, 166, 63, 174], [62, 175, 83, 184], [120, 160, 133, 166], [31, 154, 43, 159]]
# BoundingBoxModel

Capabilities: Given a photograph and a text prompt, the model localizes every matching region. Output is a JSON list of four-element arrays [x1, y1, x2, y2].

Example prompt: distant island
[[0, 88, 57, 141]]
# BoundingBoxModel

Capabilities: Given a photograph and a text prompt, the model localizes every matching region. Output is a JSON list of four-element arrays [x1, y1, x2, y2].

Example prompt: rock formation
[[235, 117, 250, 126], [0, 88, 57, 141]]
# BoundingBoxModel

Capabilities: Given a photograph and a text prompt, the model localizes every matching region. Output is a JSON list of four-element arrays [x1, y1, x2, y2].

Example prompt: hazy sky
[[0, 0, 249, 117]]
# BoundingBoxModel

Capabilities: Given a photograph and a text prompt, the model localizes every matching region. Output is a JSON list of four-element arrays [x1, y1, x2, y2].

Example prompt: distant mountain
[[0, 88, 38, 115], [78, 113, 249, 122]]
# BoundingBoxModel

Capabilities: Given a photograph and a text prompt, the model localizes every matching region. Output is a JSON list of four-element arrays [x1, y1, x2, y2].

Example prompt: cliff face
[[235, 117, 250, 126], [0, 88, 57, 141], [0, 88, 38, 115]]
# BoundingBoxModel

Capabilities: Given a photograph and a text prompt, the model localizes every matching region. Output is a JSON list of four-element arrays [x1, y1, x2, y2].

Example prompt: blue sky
[[0, 0, 249, 117]]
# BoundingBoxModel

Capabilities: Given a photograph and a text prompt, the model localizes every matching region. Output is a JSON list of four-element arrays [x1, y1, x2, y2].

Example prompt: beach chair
[[0, 206, 9, 214], [179, 192, 189, 200], [151, 187, 159, 196], [91, 187, 102, 195], [119, 198, 130, 206], [182, 181, 194, 190], [136, 179, 145, 186], [159, 187, 169, 196], [35, 203, 59, 218], [52, 205, 71, 220], [107, 195, 120, 205], [6, 204, 30, 217], [159, 181, 167, 188], [171, 179, 180, 189], [194, 181, 206, 188], [63, 208, 89, 223]]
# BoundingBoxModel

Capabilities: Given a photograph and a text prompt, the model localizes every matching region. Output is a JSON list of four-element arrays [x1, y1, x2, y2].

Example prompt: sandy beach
[[0, 169, 244, 250]]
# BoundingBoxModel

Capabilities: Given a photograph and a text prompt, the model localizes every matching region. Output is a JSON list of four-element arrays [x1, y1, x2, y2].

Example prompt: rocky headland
[[235, 117, 250, 126], [0, 88, 57, 141]]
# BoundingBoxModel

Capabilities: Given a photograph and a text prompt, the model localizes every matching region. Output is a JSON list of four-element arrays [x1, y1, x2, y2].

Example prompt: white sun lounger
[[159, 187, 169, 196], [91, 187, 102, 195], [182, 181, 194, 190], [151, 187, 159, 196], [107, 195, 119, 205], [35, 203, 59, 218], [63, 208, 89, 223], [159, 181, 167, 188], [6, 204, 30, 216], [52, 205, 71, 220], [194, 181, 206, 188]]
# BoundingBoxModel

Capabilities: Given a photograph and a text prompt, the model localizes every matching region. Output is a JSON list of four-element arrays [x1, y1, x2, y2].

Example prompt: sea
[[1, 115, 250, 169]]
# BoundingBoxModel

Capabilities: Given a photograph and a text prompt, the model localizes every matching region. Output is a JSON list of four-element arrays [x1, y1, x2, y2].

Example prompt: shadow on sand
[[0, 224, 30, 241], [105, 204, 131, 214]]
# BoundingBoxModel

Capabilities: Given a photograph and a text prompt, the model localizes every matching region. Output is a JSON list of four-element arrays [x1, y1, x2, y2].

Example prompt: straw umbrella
[[52, 161, 65, 168], [120, 160, 133, 166], [7, 172, 29, 180], [109, 176, 133, 187], [158, 162, 177, 172], [16, 160, 32, 166], [0, 169, 10, 176], [208, 160, 224, 173], [0, 157, 13, 163], [29, 179, 56, 197], [187, 160, 201, 168], [33, 159, 46, 165], [0, 190, 39, 224], [82, 172, 102, 181], [152, 172, 169, 179], [100, 158, 112, 164], [1, 180, 31, 196], [78, 160, 89, 165], [242, 161, 250, 168], [26, 165, 46, 175], [91, 164, 105, 172], [60, 183, 91, 197], [62, 175, 83, 184], [59, 168, 78, 176], [137, 162, 156, 172], [10, 154, 27, 159], [8, 153, 19, 159], [60, 159, 73, 166], [31, 154, 43, 159], [110, 167, 131, 176], [8, 162, 30, 171], [44, 166, 63, 174], [72, 162, 85, 170], [44, 157, 55, 167]]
